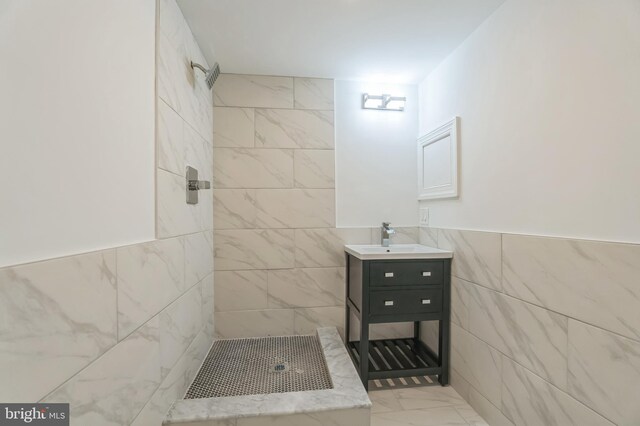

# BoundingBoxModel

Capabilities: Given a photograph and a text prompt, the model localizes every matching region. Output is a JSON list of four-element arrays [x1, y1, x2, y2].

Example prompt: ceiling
[[177, 0, 505, 84]]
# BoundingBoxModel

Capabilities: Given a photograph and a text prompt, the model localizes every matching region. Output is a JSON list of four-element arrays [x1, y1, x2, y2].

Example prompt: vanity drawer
[[369, 289, 442, 315], [370, 261, 444, 286]]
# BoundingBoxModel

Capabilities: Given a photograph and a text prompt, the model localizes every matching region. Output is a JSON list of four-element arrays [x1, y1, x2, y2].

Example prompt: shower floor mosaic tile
[[185, 334, 332, 398]]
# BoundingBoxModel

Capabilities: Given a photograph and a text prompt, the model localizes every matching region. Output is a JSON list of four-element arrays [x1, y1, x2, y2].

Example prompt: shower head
[[190, 61, 220, 90]]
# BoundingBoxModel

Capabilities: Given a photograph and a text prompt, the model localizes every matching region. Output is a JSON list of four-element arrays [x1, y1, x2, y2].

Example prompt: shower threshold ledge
[[163, 327, 372, 425]]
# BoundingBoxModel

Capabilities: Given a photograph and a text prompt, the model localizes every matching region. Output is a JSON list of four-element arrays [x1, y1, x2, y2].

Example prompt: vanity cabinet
[[344, 253, 451, 390]]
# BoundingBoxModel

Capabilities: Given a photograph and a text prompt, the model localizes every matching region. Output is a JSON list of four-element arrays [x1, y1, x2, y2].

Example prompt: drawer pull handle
[[384, 300, 394, 306], [422, 271, 432, 277], [384, 272, 394, 278], [421, 299, 431, 305]]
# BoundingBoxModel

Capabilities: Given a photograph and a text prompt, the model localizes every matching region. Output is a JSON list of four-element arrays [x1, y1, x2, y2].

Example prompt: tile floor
[[368, 385, 488, 426]]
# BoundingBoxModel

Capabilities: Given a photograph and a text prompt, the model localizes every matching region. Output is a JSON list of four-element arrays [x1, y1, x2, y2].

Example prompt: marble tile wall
[[418, 226, 640, 426], [212, 78, 421, 338], [0, 1, 214, 424], [212, 73, 338, 338]]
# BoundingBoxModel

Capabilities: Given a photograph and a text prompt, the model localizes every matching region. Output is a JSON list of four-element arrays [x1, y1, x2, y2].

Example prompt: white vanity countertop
[[344, 244, 453, 260]]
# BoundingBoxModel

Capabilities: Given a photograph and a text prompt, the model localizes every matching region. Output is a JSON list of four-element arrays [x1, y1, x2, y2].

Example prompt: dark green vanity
[[343, 244, 453, 390]]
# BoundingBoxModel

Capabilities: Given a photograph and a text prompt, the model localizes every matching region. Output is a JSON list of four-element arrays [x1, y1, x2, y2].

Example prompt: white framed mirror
[[417, 117, 460, 200]]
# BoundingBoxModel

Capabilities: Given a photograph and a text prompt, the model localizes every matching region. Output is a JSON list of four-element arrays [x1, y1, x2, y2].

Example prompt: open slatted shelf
[[347, 338, 442, 380]]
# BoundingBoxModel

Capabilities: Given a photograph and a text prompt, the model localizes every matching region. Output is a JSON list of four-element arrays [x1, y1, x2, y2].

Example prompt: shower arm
[[190, 61, 208, 74]]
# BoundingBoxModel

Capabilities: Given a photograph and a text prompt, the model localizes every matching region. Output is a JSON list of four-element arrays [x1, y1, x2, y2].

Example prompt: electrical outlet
[[419, 208, 429, 226]]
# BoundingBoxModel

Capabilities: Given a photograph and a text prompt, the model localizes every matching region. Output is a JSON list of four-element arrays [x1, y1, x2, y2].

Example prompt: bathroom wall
[[0, 0, 156, 268], [417, 0, 640, 425], [211, 75, 421, 338], [0, 1, 214, 424], [418, 227, 640, 426], [335, 80, 419, 227], [418, 0, 640, 244]]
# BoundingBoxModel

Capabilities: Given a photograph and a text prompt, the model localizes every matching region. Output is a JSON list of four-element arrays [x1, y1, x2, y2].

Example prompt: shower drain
[[185, 335, 333, 399]]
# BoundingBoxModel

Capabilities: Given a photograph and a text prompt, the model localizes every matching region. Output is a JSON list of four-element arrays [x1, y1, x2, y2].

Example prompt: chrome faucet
[[381, 222, 395, 247]]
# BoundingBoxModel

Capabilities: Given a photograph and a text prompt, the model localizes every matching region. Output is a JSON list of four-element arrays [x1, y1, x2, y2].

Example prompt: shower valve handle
[[188, 180, 210, 191], [186, 166, 210, 204]]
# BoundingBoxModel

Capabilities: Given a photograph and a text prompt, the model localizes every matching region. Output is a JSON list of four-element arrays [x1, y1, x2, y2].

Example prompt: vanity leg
[[439, 261, 452, 386], [359, 320, 369, 390], [345, 305, 350, 345], [344, 253, 350, 345], [414, 321, 421, 341]]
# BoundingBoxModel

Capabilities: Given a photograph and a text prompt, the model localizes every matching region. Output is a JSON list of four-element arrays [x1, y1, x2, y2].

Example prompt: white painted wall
[[419, 0, 640, 243], [0, 0, 156, 267], [336, 80, 419, 227]]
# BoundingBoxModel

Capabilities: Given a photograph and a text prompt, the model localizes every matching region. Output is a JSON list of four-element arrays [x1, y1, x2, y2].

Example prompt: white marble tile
[[419, 227, 438, 247], [294, 306, 345, 337], [503, 234, 640, 341], [0, 251, 117, 402], [371, 323, 414, 340], [419, 321, 440, 352], [501, 356, 614, 426], [213, 189, 257, 229], [117, 238, 185, 339], [157, 30, 186, 115], [132, 327, 212, 426], [157, 169, 202, 238], [131, 352, 186, 426], [215, 309, 294, 338], [159, 0, 186, 44], [255, 109, 334, 149], [197, 185, 214, 232], [294, 78, 334, 110], [214, 74, 294, 108], [158, 0, 213, 140], [159, 284, 202, 378], [392, 385, 466, 410], [177, 420, 236, 426], [449, 368, 471, 401], [268, 267, 344, 308], [158, 99, 184, 175], [213, 107, 255, 148], [295, 228, 372, 267], [201, 273, 215, 340], [214, 229, 295, 270], [454, 403, 491, 426], [567, 320, 640, 425], [450, 324, 502, 407], [214, 270, 268, 311], [348, 319, 414, 342], [437, 229, 502, 291], [255, 189, 335, 228], [213, 148, 294, 188], [43, 318, 161, 426], [185, 231, 214, 287], [294, 149, 335, 189], [450, 277, 471, 329], [184, 122, 213, 179], [371, 406, 468, 426], [467, 387, 514, 426], [237, 408, 369, 426], [467, 284, 568, 389], [369, 390, 404, 414]]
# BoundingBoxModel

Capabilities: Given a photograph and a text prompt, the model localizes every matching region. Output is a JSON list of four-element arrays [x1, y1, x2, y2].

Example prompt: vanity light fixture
[[362, 93, 406, 111]]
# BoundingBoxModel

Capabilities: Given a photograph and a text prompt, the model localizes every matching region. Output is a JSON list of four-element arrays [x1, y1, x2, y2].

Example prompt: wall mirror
[[417, 117, 460, 200]]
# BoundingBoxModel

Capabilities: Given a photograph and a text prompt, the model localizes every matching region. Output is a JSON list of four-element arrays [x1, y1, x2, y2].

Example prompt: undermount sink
[[344, 244, 453, 260]]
